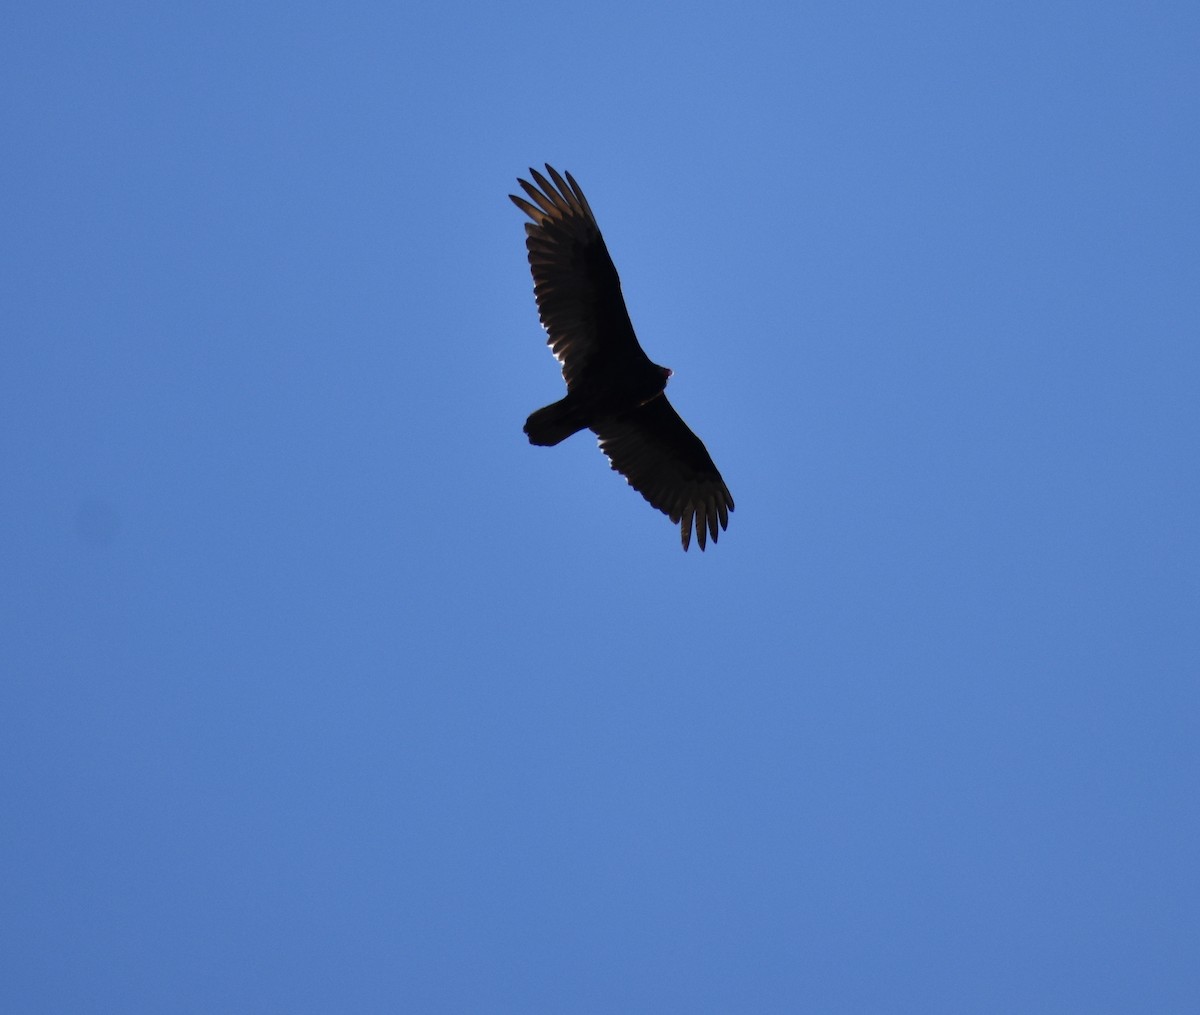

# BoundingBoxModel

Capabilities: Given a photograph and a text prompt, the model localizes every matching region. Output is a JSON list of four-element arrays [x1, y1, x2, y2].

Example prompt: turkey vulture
[[511, 165, 734, 551]]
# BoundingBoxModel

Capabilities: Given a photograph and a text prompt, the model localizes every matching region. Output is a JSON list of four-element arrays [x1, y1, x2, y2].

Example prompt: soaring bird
[[511, 166, 734, 551]]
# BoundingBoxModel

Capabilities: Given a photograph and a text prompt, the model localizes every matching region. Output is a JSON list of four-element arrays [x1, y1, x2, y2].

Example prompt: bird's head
[[658, 364, 673, 382]]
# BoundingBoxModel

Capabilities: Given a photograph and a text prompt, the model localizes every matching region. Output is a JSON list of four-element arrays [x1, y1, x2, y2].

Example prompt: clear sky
[[3, 2, 1198, 1011]]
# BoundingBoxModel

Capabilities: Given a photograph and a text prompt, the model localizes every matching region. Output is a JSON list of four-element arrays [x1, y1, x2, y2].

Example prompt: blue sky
[[3, 2, 1198, 1011]]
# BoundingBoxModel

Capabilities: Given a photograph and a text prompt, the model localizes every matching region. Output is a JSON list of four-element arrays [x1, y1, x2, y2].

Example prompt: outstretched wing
[[594, 394, 734, 551], [509, 166, 647, 388]]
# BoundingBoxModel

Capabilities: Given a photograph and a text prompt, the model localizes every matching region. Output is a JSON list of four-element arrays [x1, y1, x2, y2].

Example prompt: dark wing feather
[[509, 166, 646, 388], [594, 394, 734, 551]]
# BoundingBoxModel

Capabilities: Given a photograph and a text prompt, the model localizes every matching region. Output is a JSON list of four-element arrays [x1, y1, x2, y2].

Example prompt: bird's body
[[511, 166, 733, 551], [523, 361, 670, 448]]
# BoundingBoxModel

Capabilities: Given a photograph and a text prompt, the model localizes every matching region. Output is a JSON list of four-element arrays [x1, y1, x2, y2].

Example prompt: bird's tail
[[524, 397, 588, 446]]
